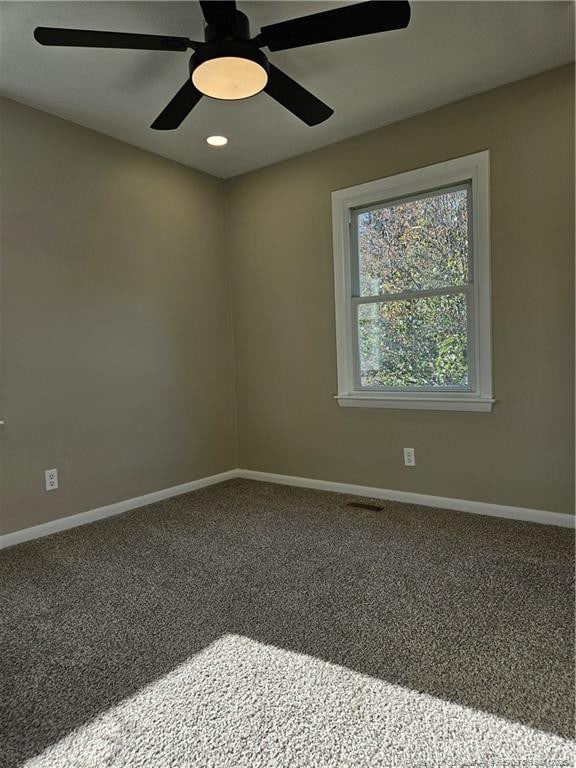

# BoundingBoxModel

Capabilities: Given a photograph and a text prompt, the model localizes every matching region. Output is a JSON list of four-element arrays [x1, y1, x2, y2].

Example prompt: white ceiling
[[0, 1, 573, 178]]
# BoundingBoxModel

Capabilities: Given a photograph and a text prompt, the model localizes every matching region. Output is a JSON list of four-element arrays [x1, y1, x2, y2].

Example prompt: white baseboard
[[1, 466, 572, 549], [238, 470, 575, 529], [0, 469, 240, 550]]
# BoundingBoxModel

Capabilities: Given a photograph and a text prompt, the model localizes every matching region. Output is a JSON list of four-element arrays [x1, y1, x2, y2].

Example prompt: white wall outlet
[[403, 448, 416, 467], [45, 468, 58, 491]]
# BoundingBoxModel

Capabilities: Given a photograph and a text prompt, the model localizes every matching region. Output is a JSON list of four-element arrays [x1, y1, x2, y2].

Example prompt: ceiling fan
[[33, 1, 411, 130]]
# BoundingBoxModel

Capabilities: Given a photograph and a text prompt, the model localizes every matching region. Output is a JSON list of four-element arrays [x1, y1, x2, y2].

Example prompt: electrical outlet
[[403, 448, 416, 467], [45, 468, 58, 491]]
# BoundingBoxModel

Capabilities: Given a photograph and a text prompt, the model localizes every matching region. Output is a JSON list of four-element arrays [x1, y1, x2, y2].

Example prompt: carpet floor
[[1, 479, 574, 767]]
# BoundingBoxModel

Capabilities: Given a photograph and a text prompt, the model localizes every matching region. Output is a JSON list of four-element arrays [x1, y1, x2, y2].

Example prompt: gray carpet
[[1, 479, 574, 767]]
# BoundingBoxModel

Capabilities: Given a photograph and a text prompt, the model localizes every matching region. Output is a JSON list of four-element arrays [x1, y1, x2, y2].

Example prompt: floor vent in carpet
[[346, 501, 385, 511]]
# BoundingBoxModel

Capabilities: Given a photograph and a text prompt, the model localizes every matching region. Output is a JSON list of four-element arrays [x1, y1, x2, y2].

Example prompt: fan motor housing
[[203, 10, 251, 42]]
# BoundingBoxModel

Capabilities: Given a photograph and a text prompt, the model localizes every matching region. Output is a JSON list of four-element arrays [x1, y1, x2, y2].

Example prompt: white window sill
[[335, 395, 494, 412]]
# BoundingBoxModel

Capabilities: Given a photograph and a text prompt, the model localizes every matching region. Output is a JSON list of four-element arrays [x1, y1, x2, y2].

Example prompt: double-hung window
[[332, 152, 493, 411]]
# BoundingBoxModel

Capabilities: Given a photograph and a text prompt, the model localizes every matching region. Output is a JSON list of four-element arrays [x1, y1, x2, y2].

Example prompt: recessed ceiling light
[[206, 135, 228, 147]]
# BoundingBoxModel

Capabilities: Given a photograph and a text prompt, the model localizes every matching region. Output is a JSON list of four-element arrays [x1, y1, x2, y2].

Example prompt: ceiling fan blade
[[199, 1, 237, 27], [264, 64, 333, 126], [33, 27, 195, 51], [150, 81, 203, 130], [257, 1, 410, 52]]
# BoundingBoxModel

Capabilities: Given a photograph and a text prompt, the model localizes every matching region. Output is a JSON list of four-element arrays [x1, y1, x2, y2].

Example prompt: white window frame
[[332, 151, 493, 412]]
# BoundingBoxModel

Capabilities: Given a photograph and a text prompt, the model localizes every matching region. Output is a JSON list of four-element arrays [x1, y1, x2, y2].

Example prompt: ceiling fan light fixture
[[192, 56, 267, 100], [189, 41, 269, 101]]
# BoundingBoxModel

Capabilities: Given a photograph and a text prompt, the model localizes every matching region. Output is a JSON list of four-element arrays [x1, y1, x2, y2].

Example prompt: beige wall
[[227, 65, 575, 516], [1, 65, 573, 535], [0, 98, 237, 535]]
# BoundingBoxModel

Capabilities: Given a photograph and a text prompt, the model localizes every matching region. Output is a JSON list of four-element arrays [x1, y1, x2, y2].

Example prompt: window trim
[[331, 152, 493, 412]]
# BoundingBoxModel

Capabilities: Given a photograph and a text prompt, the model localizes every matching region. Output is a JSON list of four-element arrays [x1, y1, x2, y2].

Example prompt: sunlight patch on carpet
[[22, 633, 574, 767]]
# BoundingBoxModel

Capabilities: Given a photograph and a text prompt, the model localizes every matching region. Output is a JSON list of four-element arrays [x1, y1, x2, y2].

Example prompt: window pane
[[357, 187, 469, 296], [357, 293, 469, 388]]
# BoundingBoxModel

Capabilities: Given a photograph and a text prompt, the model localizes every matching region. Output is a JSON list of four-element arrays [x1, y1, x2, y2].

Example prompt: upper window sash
[[351, 180, 474, 299]]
